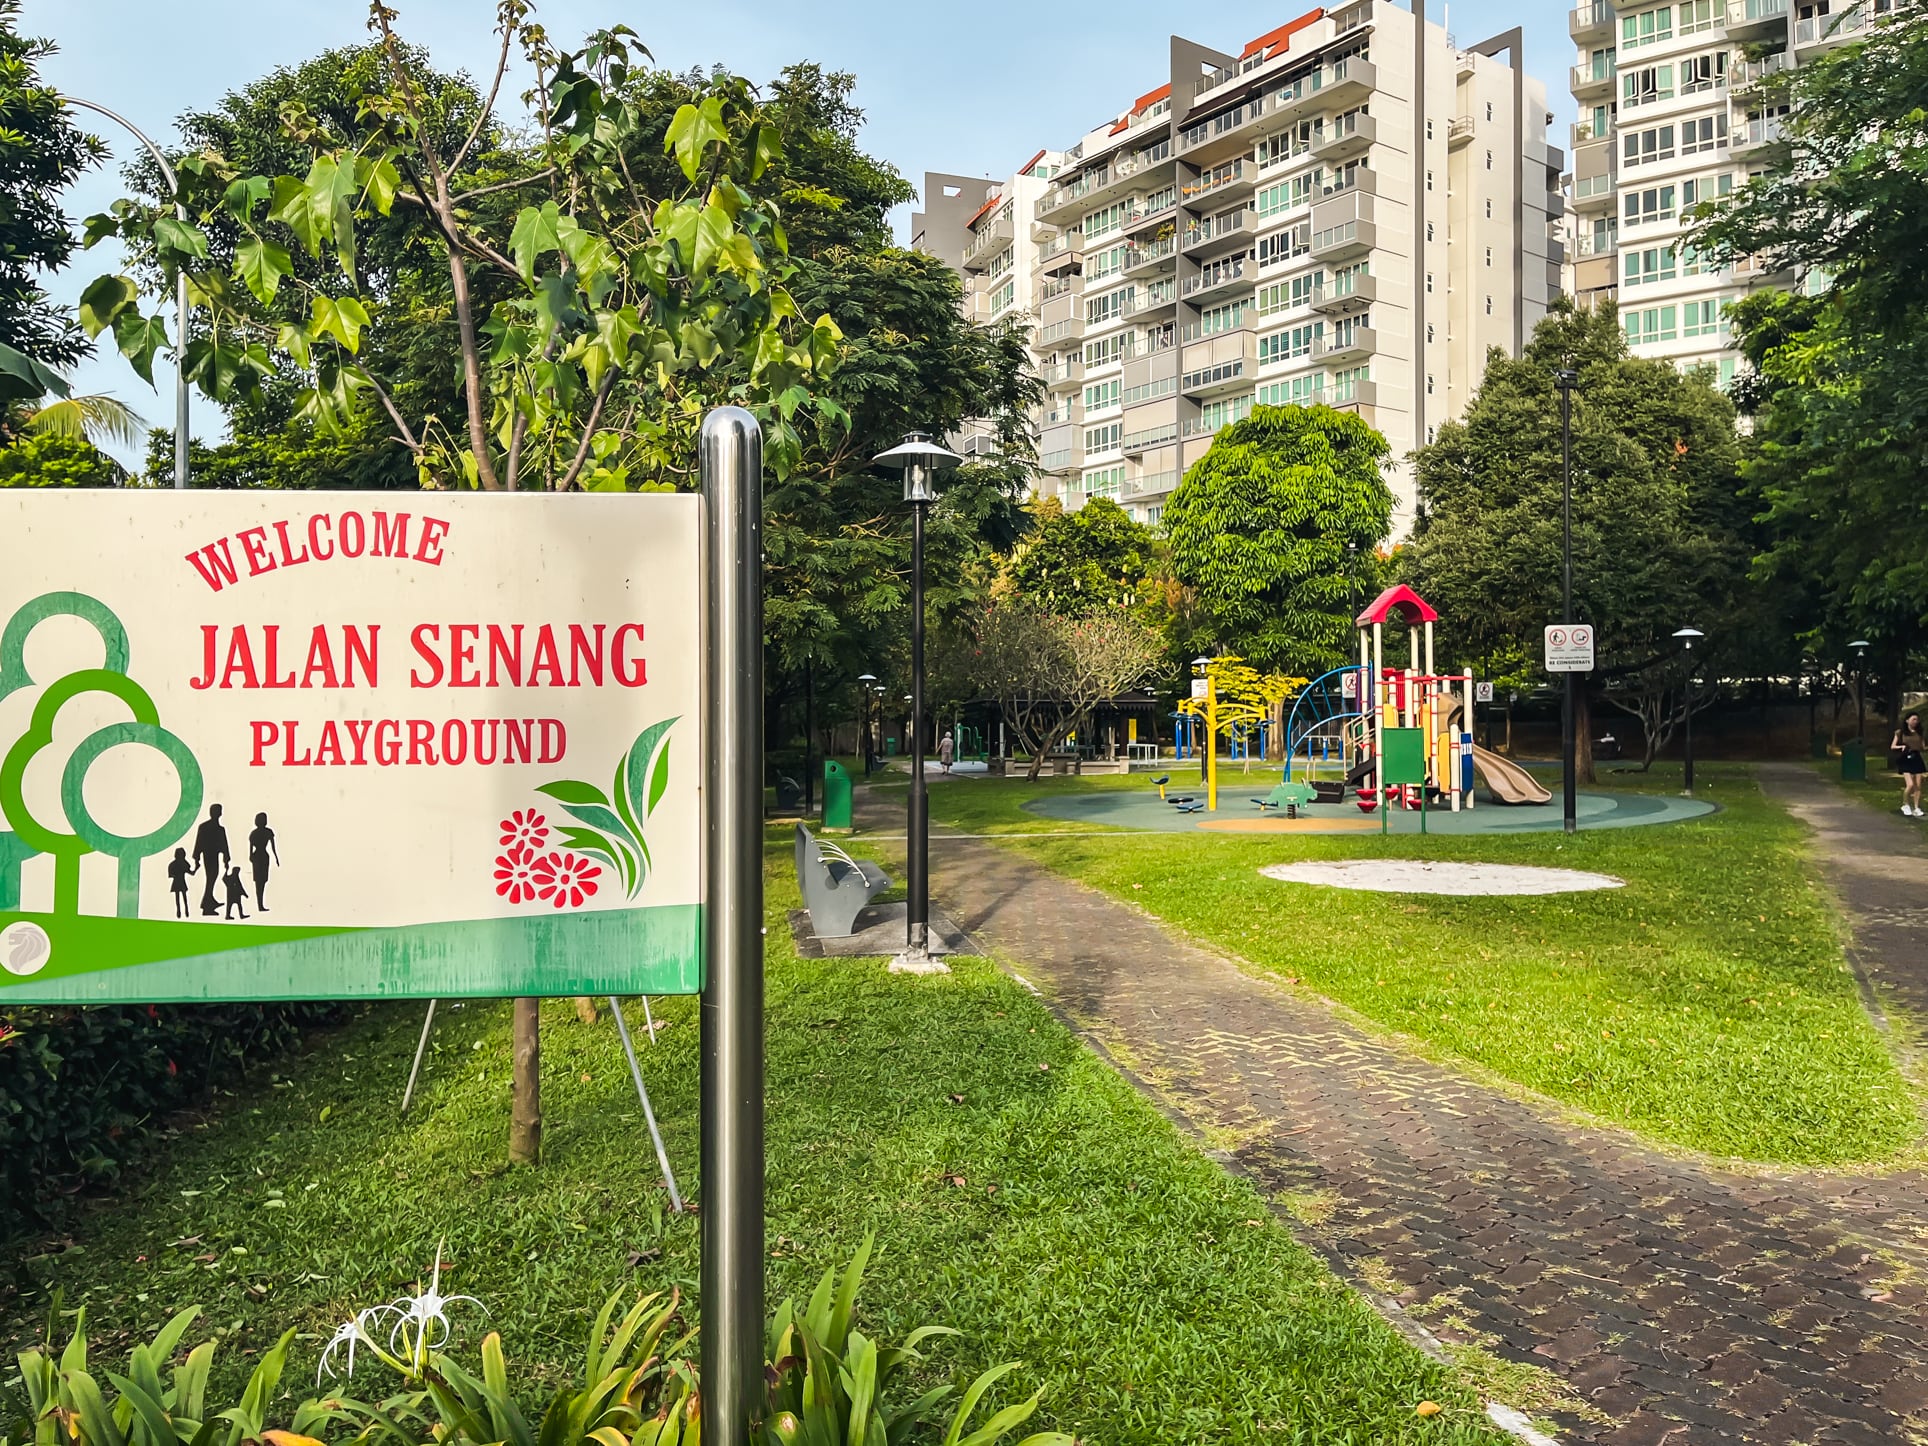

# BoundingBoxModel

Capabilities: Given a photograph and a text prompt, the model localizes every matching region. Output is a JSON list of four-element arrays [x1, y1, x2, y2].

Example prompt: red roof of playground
[[1356, 584, 1440, 625]]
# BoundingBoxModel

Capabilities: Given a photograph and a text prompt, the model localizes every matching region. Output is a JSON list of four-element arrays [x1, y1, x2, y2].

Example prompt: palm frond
[[26, 395, 148, 451]]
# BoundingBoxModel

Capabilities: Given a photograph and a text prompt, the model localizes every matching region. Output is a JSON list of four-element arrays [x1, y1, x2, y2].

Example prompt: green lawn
[[909, 763, 1920, 1166], [0, 839, 1510, 1445]]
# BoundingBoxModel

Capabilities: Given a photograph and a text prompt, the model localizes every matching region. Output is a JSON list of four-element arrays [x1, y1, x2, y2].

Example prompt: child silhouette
[[166, 848, 195, 919], [223, 866, 249, 921]]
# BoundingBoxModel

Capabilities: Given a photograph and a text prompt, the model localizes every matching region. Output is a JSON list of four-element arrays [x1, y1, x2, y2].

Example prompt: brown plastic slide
[[1437, 704, 1553, 804]]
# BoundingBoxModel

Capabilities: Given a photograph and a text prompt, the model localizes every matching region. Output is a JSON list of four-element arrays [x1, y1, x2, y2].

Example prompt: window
[[1428, 426, 1436, 444], [1426, 221, 1435, 242], [1426, 272, 1434, 294], [989, 280, 1015, 315], [1256, 225, 1310, 268], [1623, 184, 1677, 225], [1257, 321, 1324, 364], [1427, 373, 1435, 395], [1257, 373, 1328, 406], [1485, 198, 1493, 218], [1484, 246, 1493, 267], [1678, 0, 1726, 36], [1085, 244, 1127, 283], [1426, 323, 1435, 343], [1624, 124, 1677, 166], [1682, 298, 1724, 338], [1486, 101, 1494, 121], [1427, 168, 1434, 191], [1084, 378, 1121, 412], [1623, 245, 1677, 286], [1621, 4, 1674, 49], [1195, 300, 1249, 336], [1681, 172, 1734, 208], [1257, 270, 1326, 314], [1485, 149, 1493, 170], [1426, 118, 1434, 139], [1081, 464, 1124, 499], [1086, 288, 1127, 324], [1084, 202, 1126, 238], [1143, 185, 1176, 214], [1680, 113, 1728, 156], [1624, 305, 1678, 345], [986, 247, 1013, 279], [1680, 51, 1726, 96], [1083, 422, 1122, 456], [1623, 64, 1675, 109], [1083, 334, 1125, 368], [1485, 295, 1493, 315], [1717, 356, 1738, 392]]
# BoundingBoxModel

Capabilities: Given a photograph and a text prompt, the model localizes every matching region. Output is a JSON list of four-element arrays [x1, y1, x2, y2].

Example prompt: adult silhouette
[[248, 812, 280, 911], [192, 804, 229, 916]]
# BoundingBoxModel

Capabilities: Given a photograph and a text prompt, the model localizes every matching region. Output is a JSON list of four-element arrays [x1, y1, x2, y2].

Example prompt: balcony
[[1447, 114, 1476, 150], [1034, 315, 1083, 348], [1318, 56, 1377, 108], [1037, 274, 1078, 304], [1329, 377, 1379, 410], [1569, 171, 1618, 213], [1797, 6, 1867, 45], [1733, 51, 1793, 89], [1183, 208, 1254, 257], [1320, 167, 1379, 202], [1037, 167, 1113, 222], [1733, 115, 1790, 155], [1315, 326, 1377, 364], [1035, 229, 1084, 275], [1182, 252, 1255, 301], [1314, 112, 1378, 163], [1041, 398, 1083, 428], [1309, 194, 1377, 260], [1309, 273, 1378, 313], [1122, 469, 1180, 500], [1121, 196, 1179, 236], [960, 221, 1012, 273], [1177, 96, 1267, 165], [1571, 61, 1615, 102], [1036, 359, 1082, 390], [1731, 252, 1794, 279], [1183, 159, 1255, 206], [1124, 236, 1177, 274], [1570, 117, 1611, 150], [1572, 231, 1614, 259], [1569, 1, 1613, 41], [1120, 420, 1181, 453], [1730, 0, 1790, 38]]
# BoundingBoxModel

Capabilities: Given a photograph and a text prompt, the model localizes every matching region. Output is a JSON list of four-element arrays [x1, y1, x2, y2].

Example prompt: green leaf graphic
[[537, 779, 609, 807]]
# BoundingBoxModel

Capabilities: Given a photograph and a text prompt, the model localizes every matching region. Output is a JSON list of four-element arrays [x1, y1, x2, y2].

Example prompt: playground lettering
[[176, 511, 653, 771]]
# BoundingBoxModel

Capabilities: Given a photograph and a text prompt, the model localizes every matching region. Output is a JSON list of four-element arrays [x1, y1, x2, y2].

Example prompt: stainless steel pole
[[907, 501, 928, 954], [62, 97, 189, 489], [1560, 381, 1577, 835], [700, 407, 765, 1446]]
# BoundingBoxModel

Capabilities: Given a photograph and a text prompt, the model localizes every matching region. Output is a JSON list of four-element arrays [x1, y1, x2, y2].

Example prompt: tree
[[1176, 656, 1303, 774], [1690, 9, 1928, 684], [0, 431, 124, 488], [77, 1, 844, 497], [944, 599, 1163, 780], [1163, 405, 1392, 678], [1003, 496, 1160, 609], [0, 1, 105, 377], [1402, 301, 1756, 773]]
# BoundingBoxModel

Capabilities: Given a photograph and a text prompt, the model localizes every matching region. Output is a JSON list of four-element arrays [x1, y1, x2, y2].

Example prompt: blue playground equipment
[[1171, 711, 1201, 760], [1227, 719, 1272, 761], [1283, 666, 1366, 781]]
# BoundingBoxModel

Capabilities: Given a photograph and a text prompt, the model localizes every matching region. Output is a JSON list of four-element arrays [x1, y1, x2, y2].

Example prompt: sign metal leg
[[401, 999, 438, 1116], [610, 996, 683, 1212]]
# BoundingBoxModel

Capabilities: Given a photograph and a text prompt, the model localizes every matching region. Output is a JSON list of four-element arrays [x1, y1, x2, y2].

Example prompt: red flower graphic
[[494, 846, 540, 904], [499, 809, 549, 851], [530, 851, 601, 910]]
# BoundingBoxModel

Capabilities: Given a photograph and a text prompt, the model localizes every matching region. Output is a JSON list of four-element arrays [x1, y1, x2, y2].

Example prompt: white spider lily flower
[[318, 1246, 485, 1382], [317, 1318, 366, 1384]]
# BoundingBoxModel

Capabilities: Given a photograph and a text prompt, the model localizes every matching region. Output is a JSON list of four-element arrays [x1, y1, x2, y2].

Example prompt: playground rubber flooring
[[1025, 785, 1717, 834]]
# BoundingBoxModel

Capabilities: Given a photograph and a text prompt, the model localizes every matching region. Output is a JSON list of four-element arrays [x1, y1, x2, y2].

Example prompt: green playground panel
[[1380, 727, 1427, 786]]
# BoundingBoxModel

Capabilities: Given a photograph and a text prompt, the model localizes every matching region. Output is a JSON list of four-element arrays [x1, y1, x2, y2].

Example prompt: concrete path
[[872, 774, 1928, 1444]]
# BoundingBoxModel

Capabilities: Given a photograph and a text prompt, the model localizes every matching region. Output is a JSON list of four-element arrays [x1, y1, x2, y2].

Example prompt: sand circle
[[1259, 860, 1624, 896]]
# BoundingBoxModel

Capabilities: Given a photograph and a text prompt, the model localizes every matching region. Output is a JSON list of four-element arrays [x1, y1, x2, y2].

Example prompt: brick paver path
[[879, 773, 1928, 1444]]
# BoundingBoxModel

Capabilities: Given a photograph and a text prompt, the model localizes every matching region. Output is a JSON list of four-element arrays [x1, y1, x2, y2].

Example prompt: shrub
[[0, 1004, 338, 1248], [0, 1239, 1069, 1446]]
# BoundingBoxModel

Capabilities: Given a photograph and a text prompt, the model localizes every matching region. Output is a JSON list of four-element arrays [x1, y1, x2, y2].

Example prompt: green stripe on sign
[[0, 906, 703, 1003]]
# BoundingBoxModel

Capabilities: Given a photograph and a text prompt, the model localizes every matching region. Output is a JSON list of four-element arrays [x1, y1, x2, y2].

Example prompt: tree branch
[[366, 376, 423, 456], [452, 168, 559, 205], [450, 4, 516, 176], [554, 371, 619, 491]]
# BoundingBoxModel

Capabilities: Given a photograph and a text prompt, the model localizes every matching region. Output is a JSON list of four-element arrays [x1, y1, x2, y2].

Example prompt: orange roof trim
[[1017, 147, 1048, 177], [1109, 82, 1174, 134], [965, 191, 1002, 229], [1242, 8, 1325, 60]]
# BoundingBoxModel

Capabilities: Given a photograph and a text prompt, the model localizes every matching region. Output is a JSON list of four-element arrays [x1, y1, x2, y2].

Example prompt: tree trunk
[[1577, 687, 1596, 785], [510, 997, 541, 1166], [572, 997, 599, 1023]]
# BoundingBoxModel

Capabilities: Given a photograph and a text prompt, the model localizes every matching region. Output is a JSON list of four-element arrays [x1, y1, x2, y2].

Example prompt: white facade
[[1564, 0, 1898, 382], [913, 1, 1564, 532]]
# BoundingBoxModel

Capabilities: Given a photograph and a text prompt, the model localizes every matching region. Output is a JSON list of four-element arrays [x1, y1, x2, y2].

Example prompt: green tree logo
[[0, 594, 202, 917]]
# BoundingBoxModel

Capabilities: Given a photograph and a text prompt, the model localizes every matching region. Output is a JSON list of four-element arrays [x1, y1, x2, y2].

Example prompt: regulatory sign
[[0, 492, 702, 1004], [1544, 624, 1595, 674], [1191, 677, 1209, 699], [1474, 681, 1495, 703]]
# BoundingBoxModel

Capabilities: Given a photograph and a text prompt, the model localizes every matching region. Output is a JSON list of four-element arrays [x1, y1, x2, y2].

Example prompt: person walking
[[937, 729, 954, 774], [191, 804, 229, 916], [1894, 712, 1927, 817]]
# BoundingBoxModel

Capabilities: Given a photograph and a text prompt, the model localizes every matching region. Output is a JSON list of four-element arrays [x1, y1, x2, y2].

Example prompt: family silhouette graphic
[[172, 805, 281, 919]]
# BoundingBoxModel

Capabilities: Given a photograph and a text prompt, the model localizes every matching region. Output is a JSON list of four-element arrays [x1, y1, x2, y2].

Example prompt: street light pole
[[857, 674, 878, 778], [1850, 639, 1871, 746], [1555, 368, 1579, 834], [63, 96, 189, 490], [874, 433, 961, 972], [1673, 627, 1704, 794]]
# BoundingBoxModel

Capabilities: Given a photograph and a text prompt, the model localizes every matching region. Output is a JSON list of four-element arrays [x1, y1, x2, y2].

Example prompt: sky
[[28, 0, 1578, 467]]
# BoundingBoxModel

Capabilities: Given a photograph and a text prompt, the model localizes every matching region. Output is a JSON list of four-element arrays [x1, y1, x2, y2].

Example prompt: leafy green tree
[[0, 1, 105, 378], [1004, 496, 1160, 609], [1163, 404, 1391, 677], [76, 2, 843, 495], [0, 431, 123, 487], [1403, 301, 1755, 773], [1690, 9, 1928, 692]]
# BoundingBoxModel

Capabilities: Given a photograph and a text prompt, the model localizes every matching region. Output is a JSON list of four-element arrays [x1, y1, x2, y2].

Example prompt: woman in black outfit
[[1893, 712, 1926, 818]]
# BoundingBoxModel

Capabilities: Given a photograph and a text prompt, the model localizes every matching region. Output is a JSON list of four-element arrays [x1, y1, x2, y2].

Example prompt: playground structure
[[1278, 584, 1552, 814]]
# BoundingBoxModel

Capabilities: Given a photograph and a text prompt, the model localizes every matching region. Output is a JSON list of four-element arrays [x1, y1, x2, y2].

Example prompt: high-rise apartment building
[[1565, 0, 1900, 384], [912, 2, 1564, 530]]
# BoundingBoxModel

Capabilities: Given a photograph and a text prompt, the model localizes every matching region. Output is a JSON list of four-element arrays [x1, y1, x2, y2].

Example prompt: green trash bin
[[822, 759, 853, 829], [1842, 739, 1867, 781]]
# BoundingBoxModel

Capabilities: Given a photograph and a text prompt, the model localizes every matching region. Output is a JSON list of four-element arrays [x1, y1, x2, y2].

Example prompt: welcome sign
[[0, 492, 702, 1004]]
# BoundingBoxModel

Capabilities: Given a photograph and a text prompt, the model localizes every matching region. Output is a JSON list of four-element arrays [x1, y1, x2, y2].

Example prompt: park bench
[[795, 824, 892, 938]]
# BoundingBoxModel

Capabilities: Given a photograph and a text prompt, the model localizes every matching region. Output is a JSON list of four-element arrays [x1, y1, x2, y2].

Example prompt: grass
[[0, 836, 1511, 1445], [910, 762, 1920, 1166]]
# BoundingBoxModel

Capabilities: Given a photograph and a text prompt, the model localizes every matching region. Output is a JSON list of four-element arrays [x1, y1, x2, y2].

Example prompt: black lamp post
[[857, 673, 878, 777], [1554, 367, 1580, 835], [1850, 639, 1871, 745], [1673, 627, 1704, 794], [875, 433, 962, 966]]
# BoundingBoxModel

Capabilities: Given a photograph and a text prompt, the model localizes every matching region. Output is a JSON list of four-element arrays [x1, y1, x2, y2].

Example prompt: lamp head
[[857, 673, 877, 684], [1672, 626, 1704, 649], [874, 431, 963, 505], [1554, 368, 1579, 391], [1850, 638, 1870, 655]]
